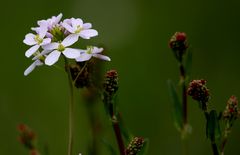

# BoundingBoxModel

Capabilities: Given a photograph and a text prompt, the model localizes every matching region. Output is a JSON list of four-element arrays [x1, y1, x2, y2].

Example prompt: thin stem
[[73, 61, 89, 85], [112, 116, 126, 155], [211, 142, 219, 155], [64, 58, 74, 155], [179, 63, 187, 126]]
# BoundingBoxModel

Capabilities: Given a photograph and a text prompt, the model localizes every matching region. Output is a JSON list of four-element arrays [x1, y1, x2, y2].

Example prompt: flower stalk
[[64, 57, 74, 155]]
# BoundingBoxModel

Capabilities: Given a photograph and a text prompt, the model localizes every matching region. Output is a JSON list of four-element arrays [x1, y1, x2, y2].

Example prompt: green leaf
[[167, 80, 183, 131], [184, 48, 192, 76], [101, 138, 117, 155], [206, 110, 221, 142], [137, 138, 150, 155]]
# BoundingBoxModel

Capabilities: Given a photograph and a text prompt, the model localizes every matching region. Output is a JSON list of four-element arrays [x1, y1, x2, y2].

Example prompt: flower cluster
[[23, 13, 110, 76], [187, 79, 210, 110], [223, 96, 239, 120], [126, 137, 145, 155], [169, 32, 188, 61]]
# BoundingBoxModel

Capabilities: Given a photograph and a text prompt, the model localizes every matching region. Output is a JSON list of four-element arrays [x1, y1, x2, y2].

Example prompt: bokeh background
[[1, 0, 240, 154]]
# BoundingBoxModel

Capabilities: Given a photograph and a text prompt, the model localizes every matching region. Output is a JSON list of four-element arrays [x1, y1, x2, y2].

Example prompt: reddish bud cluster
[[103, 70, 118, 96], [126, 137, 145, 155], [169, 32, 188, 54], [187, 79, 210, 110], [223, 96, 239, 120], [17, 124, 36, 150]]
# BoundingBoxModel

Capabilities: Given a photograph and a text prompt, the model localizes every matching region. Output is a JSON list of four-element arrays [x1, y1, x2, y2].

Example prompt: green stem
[[64, 58, 74, 155], [211, 142, 219, 155]]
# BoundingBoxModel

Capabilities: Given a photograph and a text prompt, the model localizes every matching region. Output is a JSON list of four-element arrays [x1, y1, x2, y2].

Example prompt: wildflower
[[36, 13, 63, 30], [187, 79, 210, 111], [223, 96, 239, 120], [62, 18, 98, 39], [76, 46, 110, 62], [126, 137, 145, 155], [43, 34, 80, 65], [169, 32, 188, 61], [23, 24, 51, 57]]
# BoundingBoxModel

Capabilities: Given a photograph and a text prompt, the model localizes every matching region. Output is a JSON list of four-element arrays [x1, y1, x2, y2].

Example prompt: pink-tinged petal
[[63, 48, 81, 59], [24, 62, 37, 76], [39, 23, 48, 38], [79, 29, 98, 39], [55, 13, 63, 24], [92, 47, 103, 54], [45, 50, 61, 66], [23, 33, 36, 46], [42, 42, 59, 50], [83, 23, 92, 29], [41, 38, 51, 46], [62, 34, 79, 47], [25, 45, 40, 57], [93, 54, 111, 61], [72, 18, 83, 29], [76, 53, 92, 62], [62, 22, 75, 33]]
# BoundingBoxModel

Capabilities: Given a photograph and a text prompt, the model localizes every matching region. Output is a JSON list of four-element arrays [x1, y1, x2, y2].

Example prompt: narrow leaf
[[137, 138, 149, 155], [167, 80, 183, 131], [101, 138, 117, 155], [206, 110, 221, 142]]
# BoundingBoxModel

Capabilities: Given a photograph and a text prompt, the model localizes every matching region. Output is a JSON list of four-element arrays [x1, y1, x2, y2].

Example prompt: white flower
[[37, 13, 63, 30], [23, 24, 51, 58], [43, 34, 80, 66], [76, 46, 110, 62], [24, 50, 50, 76], [62, 18, 98, 39]]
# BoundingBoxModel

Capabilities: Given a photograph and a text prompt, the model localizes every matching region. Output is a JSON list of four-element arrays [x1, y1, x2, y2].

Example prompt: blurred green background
[[1, 0, 240, 154]]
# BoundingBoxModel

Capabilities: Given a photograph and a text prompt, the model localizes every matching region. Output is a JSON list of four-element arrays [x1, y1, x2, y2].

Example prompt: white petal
[[93, 54, 111, 61], [62, 22, 75, 33], [23, 33, 36, 46], [45, 50, 61, 66], [63, 48, 81, 59], [92, 47, 104, 54], [38, 23, 48, 38], [62, 34, 79, 47], [41, 38, 51, 46], [83, 23, 92, 29], [72, 18, 83, 29], [79, 29, 98, 39], [42, 42, 59, 50], [25, 45, 40, 57], [76, 53, 92, 62], [55, 13, 63, 24], [24, 62, 37, 76]]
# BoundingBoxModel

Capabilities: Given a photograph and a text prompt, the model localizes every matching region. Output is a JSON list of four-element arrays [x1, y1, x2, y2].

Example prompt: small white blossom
[[23, 24, 51, 58], [24, 50, 50, 76], [76, 46, 110, 62], [62, 18, 98, 39], [43, 34, 80, 66], [37, 13, 63, 30]]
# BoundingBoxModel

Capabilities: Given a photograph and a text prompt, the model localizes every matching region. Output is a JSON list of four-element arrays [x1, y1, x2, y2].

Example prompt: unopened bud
[[187, 79, 210, 110], [103, 70, 118, 96], [126, 137, 145, 155], [223, 96, 239, 120], [169, 32, 188, 61]]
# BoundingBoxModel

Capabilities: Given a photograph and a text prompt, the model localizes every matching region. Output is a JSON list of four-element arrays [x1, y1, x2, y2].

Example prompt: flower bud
[[187, 79, 210, 110], [103, 70, 118, 96], [126, 137, 145, 155], [223, 96, 239, 120], [169, 32, 188, 61]]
